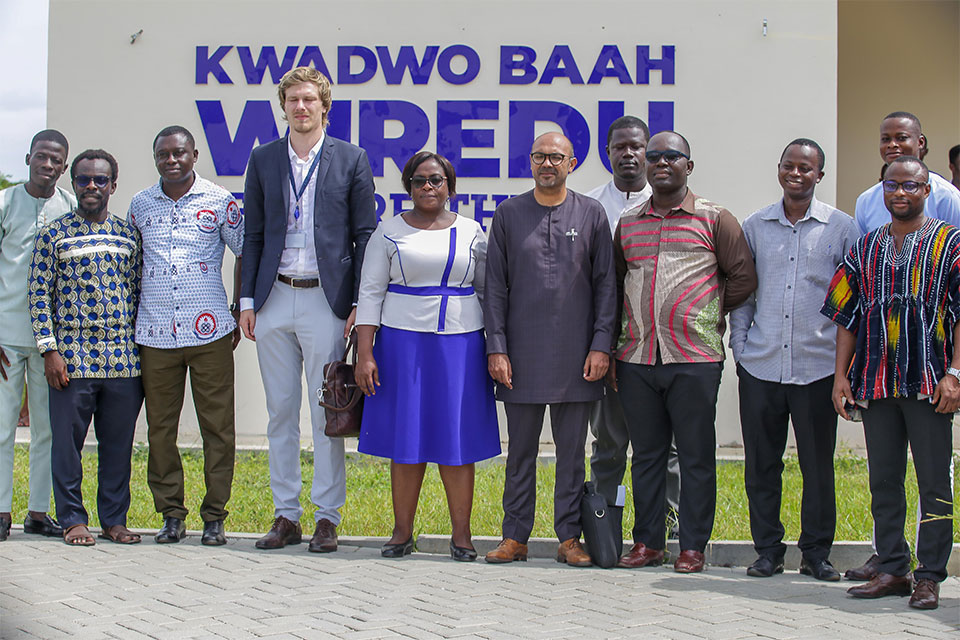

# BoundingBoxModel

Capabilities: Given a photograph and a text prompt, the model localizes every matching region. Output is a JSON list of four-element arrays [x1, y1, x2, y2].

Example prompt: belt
[[387, 284, 475, 296], [278, 274, 320, 288]]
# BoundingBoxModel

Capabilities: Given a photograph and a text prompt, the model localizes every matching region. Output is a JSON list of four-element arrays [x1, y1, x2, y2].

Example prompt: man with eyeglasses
[[846, 111, 960, 583], [729, 139, 858, 581], [583, 117, 681, 540], [128, 125, 243, 546], [240, 67, 376, 553], [0, 130, 74, 542], [823, 156, 956, 610], [854, 112, 960, 236], [612, 131, 756, 573], [29, 149, 144, 546], [483, 132, 616, 567]]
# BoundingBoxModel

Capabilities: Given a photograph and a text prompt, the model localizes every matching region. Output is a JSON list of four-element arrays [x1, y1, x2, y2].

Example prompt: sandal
[[99, 524, 142, 544], [63, 524, 96, 546]]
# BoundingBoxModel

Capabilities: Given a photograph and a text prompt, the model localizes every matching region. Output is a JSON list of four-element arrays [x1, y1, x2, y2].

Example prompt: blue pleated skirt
[[358, 326, 501, 465]]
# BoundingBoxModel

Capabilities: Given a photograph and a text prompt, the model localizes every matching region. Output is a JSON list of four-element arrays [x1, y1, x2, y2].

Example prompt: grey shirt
[[483, 189, 616, 403], [729, 197, 858, 385]]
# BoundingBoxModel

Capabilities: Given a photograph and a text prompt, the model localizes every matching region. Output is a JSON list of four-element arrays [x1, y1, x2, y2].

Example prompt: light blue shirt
[[729, 197, 858, 385], [855, 171, 960, 236], [0, 184, 75, 347]]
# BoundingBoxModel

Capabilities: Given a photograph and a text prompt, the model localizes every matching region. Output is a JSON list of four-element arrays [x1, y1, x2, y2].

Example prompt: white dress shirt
[[279, 134, 324, 278], [585, 179, 653, 234]]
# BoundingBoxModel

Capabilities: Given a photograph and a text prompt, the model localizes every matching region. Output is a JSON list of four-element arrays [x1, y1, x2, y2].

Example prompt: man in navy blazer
[[239, 66, 376, 552]]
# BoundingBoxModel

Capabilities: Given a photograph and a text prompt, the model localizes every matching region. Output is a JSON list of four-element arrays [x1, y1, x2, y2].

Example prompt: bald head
[[532, 131, 574, 156]]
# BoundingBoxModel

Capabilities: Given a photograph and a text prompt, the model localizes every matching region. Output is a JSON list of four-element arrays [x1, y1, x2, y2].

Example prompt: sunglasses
[[74, 175, 111, 188], [410, 175, 447, 189], [881, 180, 926, 194], [645, 150, 689, 163]]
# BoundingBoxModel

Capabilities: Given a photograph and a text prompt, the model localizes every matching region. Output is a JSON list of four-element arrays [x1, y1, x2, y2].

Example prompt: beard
[[77, 195, 108, 218]]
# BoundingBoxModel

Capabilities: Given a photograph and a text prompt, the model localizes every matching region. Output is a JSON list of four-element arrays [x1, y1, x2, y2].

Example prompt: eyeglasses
[[410, 175, 447, 190], [530, 152, 569, 166], [645, 150, 689, 163], [881, 180, 926, 194], [75, 175, 111, 188]]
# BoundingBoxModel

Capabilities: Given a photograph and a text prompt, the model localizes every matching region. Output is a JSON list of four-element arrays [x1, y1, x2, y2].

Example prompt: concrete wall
[[837, 0, 960, 215], [47, 0, 854, 449]]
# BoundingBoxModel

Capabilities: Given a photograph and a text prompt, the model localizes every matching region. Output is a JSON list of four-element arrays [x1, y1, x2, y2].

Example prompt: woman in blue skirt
[[354, 151, 500, 561]]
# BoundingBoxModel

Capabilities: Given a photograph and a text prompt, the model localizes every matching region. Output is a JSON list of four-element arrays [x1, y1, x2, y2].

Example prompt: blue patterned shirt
[[29, 211, 141, 378], [127, 174, 243, 348]]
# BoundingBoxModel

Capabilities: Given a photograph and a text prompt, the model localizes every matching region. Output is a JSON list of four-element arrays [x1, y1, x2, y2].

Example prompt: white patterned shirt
[[128, 174, 243, 349]]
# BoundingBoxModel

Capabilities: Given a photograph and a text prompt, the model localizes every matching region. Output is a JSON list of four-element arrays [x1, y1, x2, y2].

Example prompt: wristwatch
[[947, 367, 960, 382]]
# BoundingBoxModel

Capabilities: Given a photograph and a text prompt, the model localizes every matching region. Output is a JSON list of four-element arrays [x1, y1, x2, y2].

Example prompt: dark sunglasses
[[881, 180, 926, 194], [74, 175, 111, 188], [645, 150, 689, 163], [410, 175, 447, 189]]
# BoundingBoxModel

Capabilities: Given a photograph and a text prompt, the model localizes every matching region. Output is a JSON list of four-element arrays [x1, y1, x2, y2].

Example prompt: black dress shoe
[[449, 539, 477, 562], [746, 555, 784, 577], [308, 518, 338, 553], [155, 516, 186, 543], [0, 517, 10, 542], [201, 520, 226, 546], [23, 514, 63, 537], [800, 557, 841, 582], [381, 536, 414, 558]]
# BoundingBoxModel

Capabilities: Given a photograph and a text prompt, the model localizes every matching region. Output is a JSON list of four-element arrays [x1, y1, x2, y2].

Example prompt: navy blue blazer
[[241, 135, 377, 319]]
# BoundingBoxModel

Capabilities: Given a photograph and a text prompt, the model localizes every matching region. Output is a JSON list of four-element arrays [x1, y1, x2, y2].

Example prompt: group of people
[[0, 66, 956, 613]]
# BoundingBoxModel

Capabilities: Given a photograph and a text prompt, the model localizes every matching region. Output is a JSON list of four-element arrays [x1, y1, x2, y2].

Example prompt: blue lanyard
[[288, 149, 323, 221]]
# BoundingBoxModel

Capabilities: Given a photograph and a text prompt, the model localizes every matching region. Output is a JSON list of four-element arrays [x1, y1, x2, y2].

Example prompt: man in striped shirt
[[612, 131, 756, 573]]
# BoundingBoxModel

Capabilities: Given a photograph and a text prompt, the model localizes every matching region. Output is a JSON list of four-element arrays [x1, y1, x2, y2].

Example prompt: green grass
[[10, 445, 959, 541]]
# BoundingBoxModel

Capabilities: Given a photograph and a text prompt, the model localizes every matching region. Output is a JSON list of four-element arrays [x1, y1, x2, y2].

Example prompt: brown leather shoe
[[909, 578, 940, 610], [255, 516, 302, 550], [844, 553, 880, 581], [618, 542, 665, 568], [308, 518, 337, 553], [846, 572, 912, 598], [557, 538, 592, 567], [674, 549, 705, 573], [484, 538, 528, 563]]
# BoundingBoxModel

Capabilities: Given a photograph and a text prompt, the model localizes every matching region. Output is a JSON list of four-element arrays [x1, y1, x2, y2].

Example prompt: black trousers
[[617, 360, 721, 552], [501, 402, 591, 543], [861, 397, 953, 582], [737, 365, 837, 561], [589, 388, 681, 518], [49, 377, 144, 529]]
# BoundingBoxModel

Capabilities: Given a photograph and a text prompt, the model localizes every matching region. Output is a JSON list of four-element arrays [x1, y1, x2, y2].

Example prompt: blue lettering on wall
[[595, 101, 675, 172], [539, 46, 584, 85], [359, 100, 430, 175], [339, 46, 378, 84], [297, 46, 332, 79], [588, 45, 632, 84], [436, 45, 481, 85], [436, 101, 499, 178], [500, 46, 538, 85], [507, 101, 589, 178], [377, 46, 438, 85], [196, 46, 233, 84], [237, 46, 299, 84], [196, 100, 278, 175], [636, 45, 675, 84]]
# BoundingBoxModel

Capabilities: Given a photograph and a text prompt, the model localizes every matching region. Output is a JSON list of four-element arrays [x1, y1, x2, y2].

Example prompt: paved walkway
[[2, 534, 957, 639]]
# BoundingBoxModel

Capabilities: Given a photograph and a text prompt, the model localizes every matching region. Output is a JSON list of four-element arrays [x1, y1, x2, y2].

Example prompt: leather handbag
[[317, 331, 364, 438], [580, 481, 623, 569]]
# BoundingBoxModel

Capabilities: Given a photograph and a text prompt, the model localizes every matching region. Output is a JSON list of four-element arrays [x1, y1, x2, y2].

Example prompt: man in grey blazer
[[483, 132, 617, 567], [239, 66, 376, 552]]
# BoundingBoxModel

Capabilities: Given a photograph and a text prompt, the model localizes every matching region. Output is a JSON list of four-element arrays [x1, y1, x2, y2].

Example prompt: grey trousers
[[501, 401, 591, 544]]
